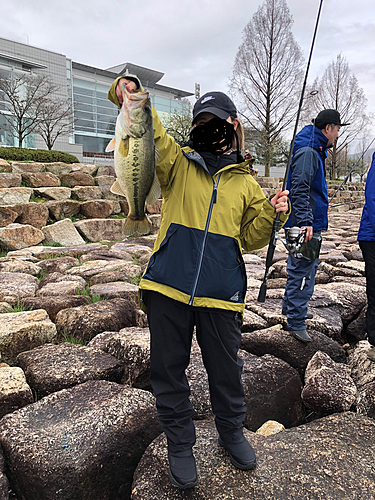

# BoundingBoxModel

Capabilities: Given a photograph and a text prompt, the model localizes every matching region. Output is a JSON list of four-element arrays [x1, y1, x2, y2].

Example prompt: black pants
[[146, 291, 247, 454], [359, 240, 375, 345]]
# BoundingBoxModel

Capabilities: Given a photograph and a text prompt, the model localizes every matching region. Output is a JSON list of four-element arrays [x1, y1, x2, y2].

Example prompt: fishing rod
[[258, 0, 324, 303], [329, 199, 364, 208], [328, 137, 375, 204]]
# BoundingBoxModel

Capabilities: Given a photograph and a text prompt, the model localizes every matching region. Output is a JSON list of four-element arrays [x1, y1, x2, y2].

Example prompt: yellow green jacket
[[108, 77, 290, 313]]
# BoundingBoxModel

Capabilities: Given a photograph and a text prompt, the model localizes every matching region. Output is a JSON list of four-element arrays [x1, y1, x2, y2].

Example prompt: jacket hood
[[108, 74, 143, 108], [293, 124, 329, 159]]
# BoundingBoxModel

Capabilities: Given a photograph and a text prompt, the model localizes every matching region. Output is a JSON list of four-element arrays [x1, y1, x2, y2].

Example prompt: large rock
[[15, 202, 49, 229], [348, 340, 375, 389], [0, 223, 44, 250], [88, 328, 151, 389], [0, 380, 161, 500], [301, 351, 357, 414], [0, 366, 33, 419], [0, 310, 57, 365], [33, 187, 71, 201], [0, 449, 9, 500], [42, 219, 85, 246], [66, 259, 141, 280], [131, 413, 375, 499], [21, 172, 60, 188], [54, 298, 136, 343], [357, 381, 375, 419], [17, 343, 124, 398], [80, 200, 114, 218], [0, 272, 39, 304], [11, 162, 44, 174], [240, 327, 346, 377], [37, 256, 79, 274], [71, 186, 103, 201], [74, 218, 125, 242], [22, 295, 89, 322], [0, 173, 22, 188], [60, 171, 95, 187], [37, 279, 86, 297], [0, 260, 41, 276], [311, 282, 367, 324], [0, 188, 32, 206], [241, 351, 305, 430], [0, 206, 21, 227], [45, 199, 81, 221], [89, 281, 139, 304]]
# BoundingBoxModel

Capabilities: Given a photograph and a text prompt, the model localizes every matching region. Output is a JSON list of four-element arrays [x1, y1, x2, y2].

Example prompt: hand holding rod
[[258, 0, 324, 303]]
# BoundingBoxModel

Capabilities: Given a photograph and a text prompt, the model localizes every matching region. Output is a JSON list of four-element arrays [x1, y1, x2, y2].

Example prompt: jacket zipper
[[189, 173, 221, 306]]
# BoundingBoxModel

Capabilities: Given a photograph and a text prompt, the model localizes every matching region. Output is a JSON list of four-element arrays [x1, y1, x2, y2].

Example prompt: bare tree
[[36, 99, 75, 150], [302, 54, 373, 179], [231, 0, 304, 176], [161, 99, 192, 147], [0, 73, 58, 148]]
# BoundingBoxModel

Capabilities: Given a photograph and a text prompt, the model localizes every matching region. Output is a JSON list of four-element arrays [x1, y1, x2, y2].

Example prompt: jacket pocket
[[195, 232, 247, 303]]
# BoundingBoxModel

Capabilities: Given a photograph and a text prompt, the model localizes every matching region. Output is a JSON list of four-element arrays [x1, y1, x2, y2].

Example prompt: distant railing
[[82, 151, 114, 165]]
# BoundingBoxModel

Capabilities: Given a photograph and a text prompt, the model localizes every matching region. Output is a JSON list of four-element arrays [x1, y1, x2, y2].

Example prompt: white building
[[0, 37, 192, 162]]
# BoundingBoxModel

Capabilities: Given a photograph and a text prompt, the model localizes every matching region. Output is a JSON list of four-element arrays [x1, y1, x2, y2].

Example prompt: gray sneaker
[[367, 346, 375, 362]]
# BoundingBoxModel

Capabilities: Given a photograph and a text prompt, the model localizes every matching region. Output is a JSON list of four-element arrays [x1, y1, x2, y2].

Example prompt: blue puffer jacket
[[358, 152, 375, 241], [284, 124, 329, 231]]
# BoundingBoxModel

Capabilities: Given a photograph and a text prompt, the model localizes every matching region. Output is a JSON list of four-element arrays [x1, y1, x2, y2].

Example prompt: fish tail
[[123, 216, 152, 236]]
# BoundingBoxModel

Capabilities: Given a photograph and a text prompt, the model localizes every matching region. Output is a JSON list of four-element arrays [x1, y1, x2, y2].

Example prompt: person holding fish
[[108, 77, 290, 490]]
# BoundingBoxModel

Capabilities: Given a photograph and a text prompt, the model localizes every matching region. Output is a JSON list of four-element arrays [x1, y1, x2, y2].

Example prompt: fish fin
[[145, 173, 161, 205], [118, 138, 129, 157], [105, 137, 116, 152], [110, 179, 126, 197], [123, 216, 151, 236]]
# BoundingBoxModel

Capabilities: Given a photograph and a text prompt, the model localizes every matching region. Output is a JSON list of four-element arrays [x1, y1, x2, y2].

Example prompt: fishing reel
[[279, 226, 307, 258]]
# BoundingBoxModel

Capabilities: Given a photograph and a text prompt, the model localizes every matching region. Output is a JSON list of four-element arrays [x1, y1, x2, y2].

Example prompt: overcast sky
[[2, 0, 375, 136]]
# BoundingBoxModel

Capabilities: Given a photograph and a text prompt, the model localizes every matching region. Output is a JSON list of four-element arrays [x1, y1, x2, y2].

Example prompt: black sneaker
[[290, 329, 312, 343], [168, 450, 198, 489], [218, 436, 257, 470]]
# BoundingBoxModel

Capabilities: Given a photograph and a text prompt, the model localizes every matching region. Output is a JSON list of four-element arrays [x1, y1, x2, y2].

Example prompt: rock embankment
[[0, 159, 373, 500]]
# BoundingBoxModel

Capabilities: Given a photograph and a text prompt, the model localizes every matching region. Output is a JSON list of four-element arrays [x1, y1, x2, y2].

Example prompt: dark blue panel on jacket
[[143, 223, 247, 303]]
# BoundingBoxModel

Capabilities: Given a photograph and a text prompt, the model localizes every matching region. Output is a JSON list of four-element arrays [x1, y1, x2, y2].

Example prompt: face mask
[[190, 117, 235, 155]]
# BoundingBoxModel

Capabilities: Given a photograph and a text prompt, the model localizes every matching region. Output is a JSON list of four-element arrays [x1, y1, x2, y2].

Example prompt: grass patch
[[76, 286, 105, 303], [42, 242, 65, 248], [29, 195, 47, 203], [5, 300, 33, 313], [0, 249, 8, 258], [129, 275, 141, 286], [61, 331, 87, 345]]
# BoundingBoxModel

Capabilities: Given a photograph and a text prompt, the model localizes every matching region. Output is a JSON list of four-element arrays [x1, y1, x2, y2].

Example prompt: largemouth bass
[[106, 84, 160, 236]]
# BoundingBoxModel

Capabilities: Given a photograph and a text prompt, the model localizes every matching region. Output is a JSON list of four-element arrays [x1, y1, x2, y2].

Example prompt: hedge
[[0, 147, 79, 164]]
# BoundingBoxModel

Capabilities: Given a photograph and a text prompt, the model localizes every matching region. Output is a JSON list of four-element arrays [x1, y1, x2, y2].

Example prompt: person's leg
[[146, 291, 197, 488], [195, 308, 256, 469], [284, 253, 319, 339], [359, 241, 375, 352]]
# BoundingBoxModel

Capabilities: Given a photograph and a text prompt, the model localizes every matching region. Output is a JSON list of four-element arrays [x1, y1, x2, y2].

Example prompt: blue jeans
[[282, 252, 319, 331]]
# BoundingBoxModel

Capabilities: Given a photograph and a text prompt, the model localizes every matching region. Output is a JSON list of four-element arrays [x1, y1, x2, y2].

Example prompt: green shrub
[[0, 147, 79, 164]]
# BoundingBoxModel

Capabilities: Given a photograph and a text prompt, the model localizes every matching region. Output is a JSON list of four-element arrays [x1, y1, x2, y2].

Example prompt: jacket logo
[[201, 96, 215, 104], [229, 291, 241, 302]]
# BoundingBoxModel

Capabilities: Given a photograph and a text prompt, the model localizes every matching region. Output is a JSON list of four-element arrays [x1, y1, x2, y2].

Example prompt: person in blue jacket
[[358, 153, 375, 361], [282, 109, 349, 342]]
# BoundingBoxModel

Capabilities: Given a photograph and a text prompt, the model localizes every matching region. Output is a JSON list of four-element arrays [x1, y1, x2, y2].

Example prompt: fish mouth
[[122, 83, 149, 102]]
